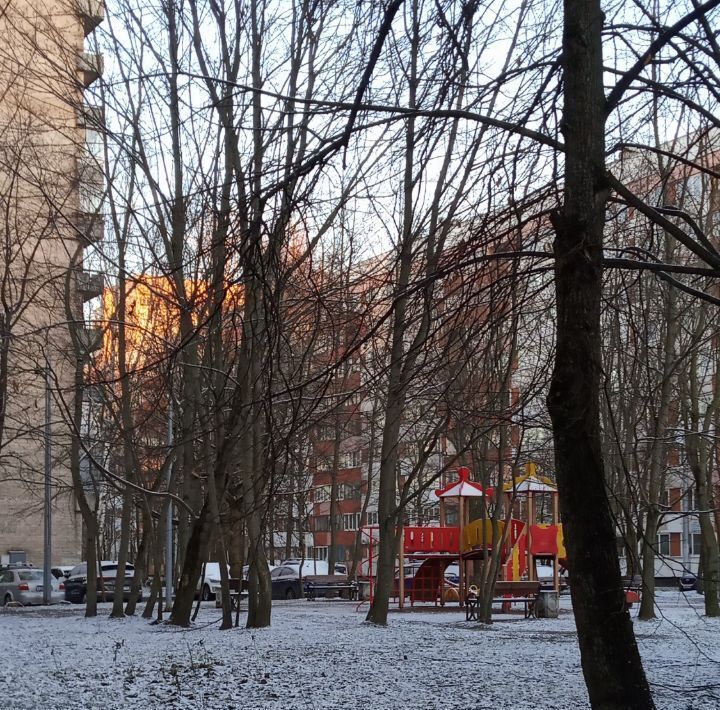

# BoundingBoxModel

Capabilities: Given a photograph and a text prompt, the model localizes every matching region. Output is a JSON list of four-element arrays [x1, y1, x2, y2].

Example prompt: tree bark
[[547, 0, 654, 707]]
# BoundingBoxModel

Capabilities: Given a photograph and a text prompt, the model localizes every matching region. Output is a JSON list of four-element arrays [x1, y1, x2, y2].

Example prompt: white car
[[535, 563, 568, 590], [197, 562, 231, 601], [0, 567, 64, 606]]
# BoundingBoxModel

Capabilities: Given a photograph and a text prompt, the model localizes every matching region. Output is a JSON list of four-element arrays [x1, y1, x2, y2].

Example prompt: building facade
[[0, 1, 105, 566]]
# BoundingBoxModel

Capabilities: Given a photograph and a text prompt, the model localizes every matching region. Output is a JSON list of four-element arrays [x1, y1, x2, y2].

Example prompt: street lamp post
[[43, 365, 52, 605], [165, 396, 173, 609]]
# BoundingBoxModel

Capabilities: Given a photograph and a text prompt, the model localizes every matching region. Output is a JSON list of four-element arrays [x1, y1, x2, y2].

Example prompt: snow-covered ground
[[0, 591, 718, 709]]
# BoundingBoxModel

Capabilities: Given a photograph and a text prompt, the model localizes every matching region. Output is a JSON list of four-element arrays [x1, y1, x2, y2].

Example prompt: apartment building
[[609, 132, 720, 582], [298, 241, 522, 568], [300, 135, 720, 580], [0, 1, 105, 566]]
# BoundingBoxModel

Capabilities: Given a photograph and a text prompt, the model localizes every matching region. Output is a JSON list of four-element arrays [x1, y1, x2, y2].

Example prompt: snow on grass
[[0, 591, 717, 709]]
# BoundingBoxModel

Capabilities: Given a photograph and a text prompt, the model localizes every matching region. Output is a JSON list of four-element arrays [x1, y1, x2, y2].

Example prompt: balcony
[[77, 271, 104, 302], [77, 103, 105, 131], [76, 0, 105, 37], [77, 51, 104, 88], [75, 211, 104, 245], [78, 154, 104, 196], [77, 327, 102, 355]]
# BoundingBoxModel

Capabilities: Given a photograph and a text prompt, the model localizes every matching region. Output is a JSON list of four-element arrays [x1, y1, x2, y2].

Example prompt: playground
[[361, 464, 570, 616], [0, 591, 716, 709]]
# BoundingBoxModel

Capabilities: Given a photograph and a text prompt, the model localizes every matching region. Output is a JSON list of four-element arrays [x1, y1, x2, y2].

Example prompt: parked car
[[241, 563, 276, 581], [64, 561, 140, 603], [270, 565, 304, 599], [443, 564, 460, 585], [197, 563, 231, 601], [679, 573, 697, 591], [270, 562, 337, 600], [0, 567, 64, 605], [51, 566, 74, 580], [535, 562, 569, 591], [280, 559, 347, 575]]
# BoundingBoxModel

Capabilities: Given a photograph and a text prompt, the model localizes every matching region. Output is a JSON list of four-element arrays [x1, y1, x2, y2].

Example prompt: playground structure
[[361, 463, 566, 609]]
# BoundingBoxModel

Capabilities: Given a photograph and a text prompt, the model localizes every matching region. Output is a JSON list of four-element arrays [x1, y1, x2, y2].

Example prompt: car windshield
[[18, 571, 44, 581]]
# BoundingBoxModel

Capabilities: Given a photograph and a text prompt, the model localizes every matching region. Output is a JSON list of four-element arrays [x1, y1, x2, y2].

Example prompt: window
[[311, 546, 328, 561], [338, 482, 361, 500], [346, 418, 362, 436], [366, 511, 379, 526], [315, 516, 329, 532], [683, 173, 704, 200], [666, 488, 682, 512], [657, 532, 681, 557], [314, 486, 330, 503], [271, 567, 295, 579], [347, 351, 361, 370], [343, 513, 361, 531], [690, 533, 703, 556], [339, 451, 362, 469], [314, 514, 344, 531], [316, 425, 335, 441], [423, 506, 440, 523]]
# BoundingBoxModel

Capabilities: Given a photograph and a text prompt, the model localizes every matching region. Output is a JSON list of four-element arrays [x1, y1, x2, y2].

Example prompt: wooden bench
[[215, 578, 248, 610], [305, 578, 358, 601], [466, 581, 542, 620]]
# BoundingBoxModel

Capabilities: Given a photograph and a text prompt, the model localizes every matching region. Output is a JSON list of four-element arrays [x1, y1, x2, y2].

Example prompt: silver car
[[0, 567, 64, 605]]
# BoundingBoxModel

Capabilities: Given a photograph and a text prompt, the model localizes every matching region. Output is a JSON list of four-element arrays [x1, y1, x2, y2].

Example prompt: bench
[[465, 581, 542, 620], [215, 578, 248, 611], [305, 579, 358, 601]]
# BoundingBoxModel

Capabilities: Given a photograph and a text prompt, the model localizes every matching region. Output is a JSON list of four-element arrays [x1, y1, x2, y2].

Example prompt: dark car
[[269, 562, 337, 600], [679, 573, 697, 591], [270, 565, 305, 600], [64, 561, 141, 603]]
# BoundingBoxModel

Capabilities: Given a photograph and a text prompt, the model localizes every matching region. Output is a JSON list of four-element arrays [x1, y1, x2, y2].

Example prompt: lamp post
[[43, 365, 52, 605], [165, 395, 173, 609]]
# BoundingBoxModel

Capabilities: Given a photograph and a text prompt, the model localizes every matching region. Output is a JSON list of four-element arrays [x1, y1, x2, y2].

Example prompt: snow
[[0, 591, 718, 709]]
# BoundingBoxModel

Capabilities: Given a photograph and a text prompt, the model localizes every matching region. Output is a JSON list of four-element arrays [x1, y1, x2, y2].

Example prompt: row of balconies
[[77, 2, 105, 356]]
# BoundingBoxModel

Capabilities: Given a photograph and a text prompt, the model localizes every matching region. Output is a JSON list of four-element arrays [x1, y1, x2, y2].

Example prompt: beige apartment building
[[0, 1, 105, 566]]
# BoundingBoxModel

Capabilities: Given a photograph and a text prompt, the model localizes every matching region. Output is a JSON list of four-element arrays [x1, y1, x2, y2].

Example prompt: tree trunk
[[638, 507, 659, 619], [547, 0, 654, 706], [694, 466, 720, 615], [124, 518, 150, 616], [169, 502, 213, 626]]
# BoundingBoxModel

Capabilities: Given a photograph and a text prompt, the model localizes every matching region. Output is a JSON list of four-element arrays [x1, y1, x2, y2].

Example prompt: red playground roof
[[434, 467, 486, 498]]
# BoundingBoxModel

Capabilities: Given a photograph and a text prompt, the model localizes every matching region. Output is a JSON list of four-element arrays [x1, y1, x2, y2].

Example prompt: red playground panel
[[410, 558, 453, 603], [403, 526, 460, 554], [529, 524, 559, 556]]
